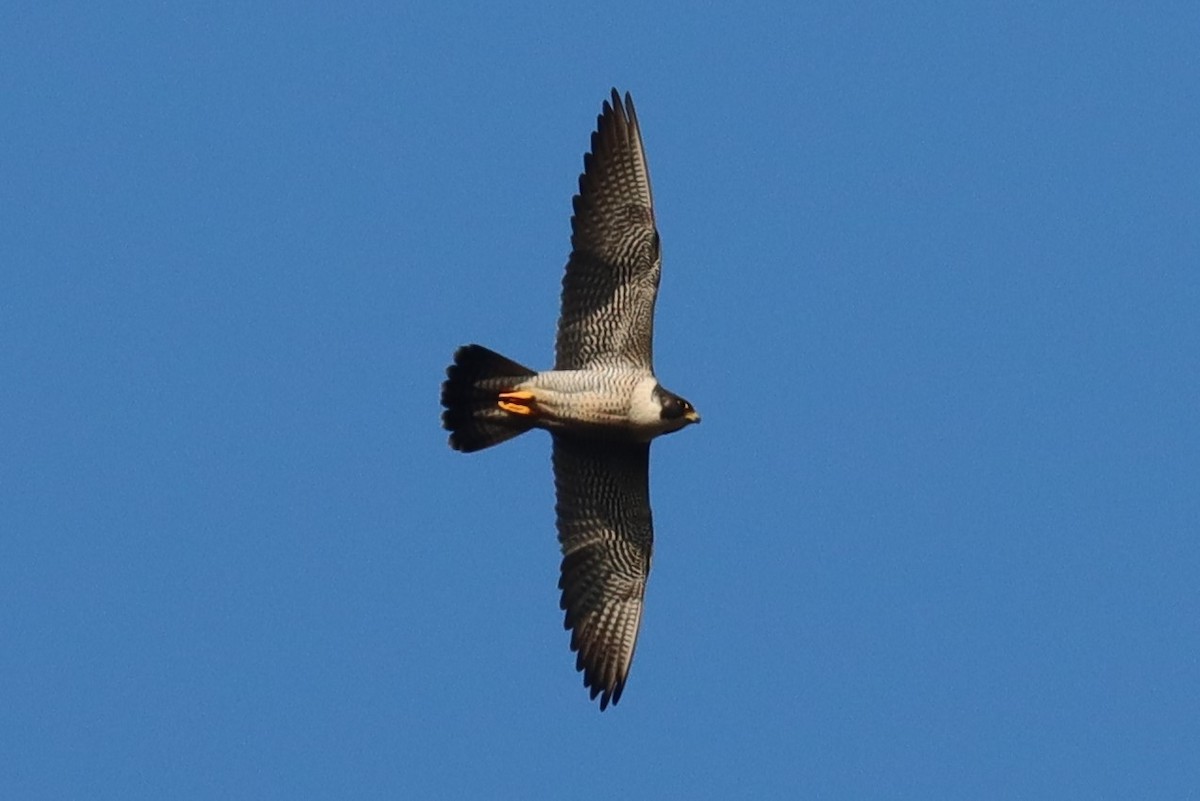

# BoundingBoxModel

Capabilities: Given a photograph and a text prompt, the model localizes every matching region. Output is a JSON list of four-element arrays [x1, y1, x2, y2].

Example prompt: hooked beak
[[684, 410, 701, 424]]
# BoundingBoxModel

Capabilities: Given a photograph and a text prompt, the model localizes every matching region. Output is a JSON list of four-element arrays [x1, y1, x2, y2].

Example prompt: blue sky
[[3, 2, 1198, 798]]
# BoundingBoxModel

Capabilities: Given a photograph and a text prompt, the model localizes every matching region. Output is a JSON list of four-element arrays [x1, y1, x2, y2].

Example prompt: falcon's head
[[653, 385, 700, 434]]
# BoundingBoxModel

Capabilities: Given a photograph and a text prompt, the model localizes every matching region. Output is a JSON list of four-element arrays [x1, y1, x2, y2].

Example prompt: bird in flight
[[441, 89, 699, 710]]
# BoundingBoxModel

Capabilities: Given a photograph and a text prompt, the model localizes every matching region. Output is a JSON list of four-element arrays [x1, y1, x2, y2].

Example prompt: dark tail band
[[441, 344, 538, 452]]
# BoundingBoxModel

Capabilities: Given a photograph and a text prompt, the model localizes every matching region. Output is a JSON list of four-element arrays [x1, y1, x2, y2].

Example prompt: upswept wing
[[552, 434, 653, 709], [555, 89, 662, 372]]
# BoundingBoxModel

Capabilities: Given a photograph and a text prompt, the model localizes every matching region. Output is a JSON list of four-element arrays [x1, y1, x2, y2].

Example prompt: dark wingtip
[[590, 677, 623, 711], [560, 595, 625, 711], [604, 88, 635, 118]]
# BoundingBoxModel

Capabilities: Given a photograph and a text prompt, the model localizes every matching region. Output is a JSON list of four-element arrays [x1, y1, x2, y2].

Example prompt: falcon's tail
[[441, 344, 538, 453]]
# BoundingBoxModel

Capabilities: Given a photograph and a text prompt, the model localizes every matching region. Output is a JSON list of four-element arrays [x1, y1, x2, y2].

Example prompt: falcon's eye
[[661, 396, 685, 420]]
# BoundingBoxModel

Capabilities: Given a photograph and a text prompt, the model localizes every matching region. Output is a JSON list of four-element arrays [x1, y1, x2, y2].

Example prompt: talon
[[498, 390, 538, 417]]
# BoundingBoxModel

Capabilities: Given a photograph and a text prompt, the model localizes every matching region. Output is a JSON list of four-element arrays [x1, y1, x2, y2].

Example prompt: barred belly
[[520, 369, 653, 432]]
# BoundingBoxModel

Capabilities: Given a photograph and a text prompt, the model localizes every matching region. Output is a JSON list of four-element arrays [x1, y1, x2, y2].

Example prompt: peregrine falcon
[[440, 89, 699, 710]]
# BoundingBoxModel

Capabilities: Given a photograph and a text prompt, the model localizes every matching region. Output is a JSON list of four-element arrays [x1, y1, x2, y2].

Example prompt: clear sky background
[[3, 3, 1198, 799]]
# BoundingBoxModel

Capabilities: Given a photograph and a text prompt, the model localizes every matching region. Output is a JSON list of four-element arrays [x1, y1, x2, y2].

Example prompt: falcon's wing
[[551, 434, 653, 710], [555, 89, 662, 372]]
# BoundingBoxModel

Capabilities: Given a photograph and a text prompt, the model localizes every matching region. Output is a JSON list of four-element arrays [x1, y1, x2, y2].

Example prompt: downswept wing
[[552, 434, 653, 709], [555, 89, 662, 372]]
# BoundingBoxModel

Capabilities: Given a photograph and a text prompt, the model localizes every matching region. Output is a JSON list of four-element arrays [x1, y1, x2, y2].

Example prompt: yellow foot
[[497, 390, 538, 417]]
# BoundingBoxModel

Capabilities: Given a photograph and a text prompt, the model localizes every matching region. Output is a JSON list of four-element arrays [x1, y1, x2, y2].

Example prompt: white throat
[[627, 375, 672, 438]]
